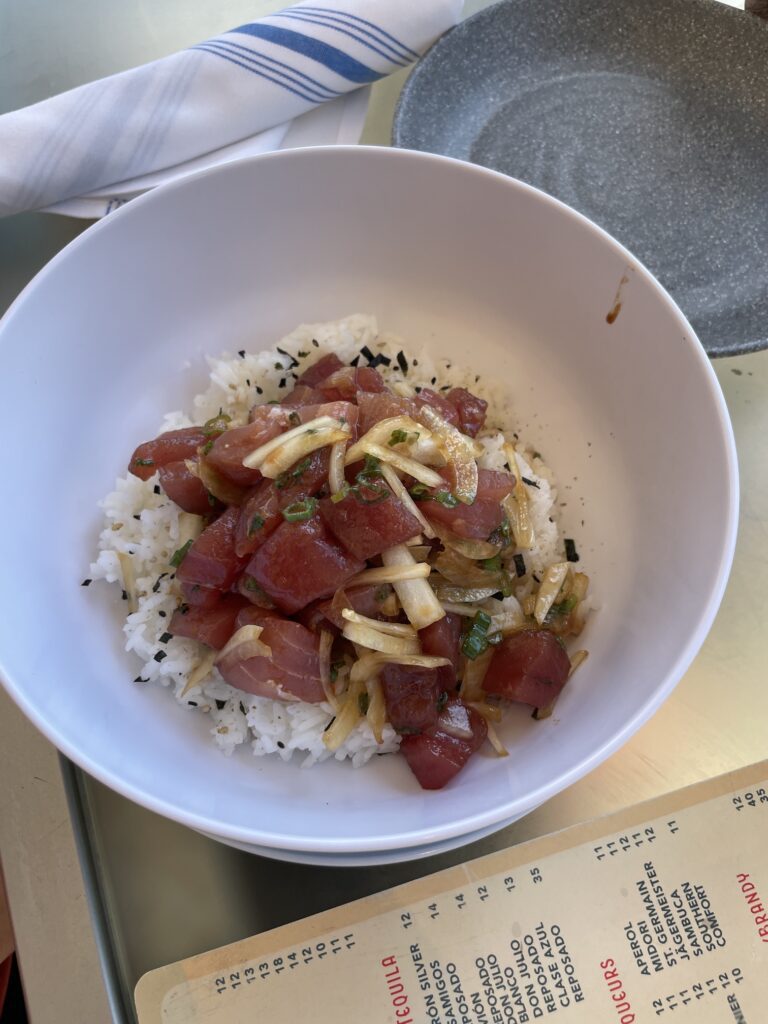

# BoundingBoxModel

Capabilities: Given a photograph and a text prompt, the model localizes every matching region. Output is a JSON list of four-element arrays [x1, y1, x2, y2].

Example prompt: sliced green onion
[[202, 409, 231, 436], [201, 439, 214, 456], [282, 497, 318, 522], [248, 514, 265, 536], [461, 610, 493, 660], [432, 491, 459, 508], [482, 554, 502, 572], [362, 453, 382, 474], [133, 457, 154, 467], [275, 456, 311, 490], [170, 539, 194, 568], [330, 482, 350, 504], [409, 483, 430, 499]]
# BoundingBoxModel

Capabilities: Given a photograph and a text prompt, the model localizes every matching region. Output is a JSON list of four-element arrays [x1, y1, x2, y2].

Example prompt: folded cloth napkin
[[0, 0, 461, 218]]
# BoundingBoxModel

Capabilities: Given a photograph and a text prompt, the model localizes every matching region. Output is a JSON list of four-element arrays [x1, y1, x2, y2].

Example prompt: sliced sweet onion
[[437, 701, 474, 740], [569, 649, 589, 677], [180, 647, 217, 697], [188, 457, 244, 506], [467, 701, 503, 724], [380, 463, 436, 539], [432, 584, 499, 604], [434, 527, 500, 560], [346, 415, 428, 458], [534, 562, 569, 624], [340, 609, 416, 638], [484, 595, 525, 635], [502, 444, 535, 550], [484, 720, 509, 757], [323, 677, 364, 752], [366, 677, 387, 744], [242, 415, 348, 470], [328, 440, 347, 497], [440, 601, 487, 618], [342, 619, 420, 655], [177, 511, 204, 550], [346, 563, 431, 587], [460, 647, 494, 702], [405, 534, 424, 546], [117, 552, 138, 614], [381, 544, 445, 630], [346, 440, 444, 489], [215, 624, 272, 664], [350, 652, 451, 685], [415, 405, 480, 504], [260, 426, 349, 479], [318, 629, 338, 711]]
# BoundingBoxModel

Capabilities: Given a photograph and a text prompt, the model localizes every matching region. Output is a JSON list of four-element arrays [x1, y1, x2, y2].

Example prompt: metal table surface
[[0, 2, 763, 1022]]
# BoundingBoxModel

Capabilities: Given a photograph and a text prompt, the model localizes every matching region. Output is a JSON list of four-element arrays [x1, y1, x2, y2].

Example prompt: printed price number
[[593, 826, 662, 862], [732, 788, 768, 812], [651, 968, 743, 1015], [213, 934, 356, 994]]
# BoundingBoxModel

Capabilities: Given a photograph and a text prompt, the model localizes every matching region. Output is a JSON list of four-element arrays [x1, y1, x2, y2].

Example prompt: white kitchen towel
[[0, 0, 461, 218]]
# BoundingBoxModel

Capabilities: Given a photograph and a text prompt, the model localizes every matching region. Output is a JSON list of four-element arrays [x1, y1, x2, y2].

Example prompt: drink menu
[[136, 760, 768, 1022]]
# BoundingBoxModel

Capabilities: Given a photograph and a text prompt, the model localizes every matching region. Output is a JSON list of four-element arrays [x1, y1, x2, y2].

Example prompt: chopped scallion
[[170, 540, 193, 568], [282, 497, 318, 522]]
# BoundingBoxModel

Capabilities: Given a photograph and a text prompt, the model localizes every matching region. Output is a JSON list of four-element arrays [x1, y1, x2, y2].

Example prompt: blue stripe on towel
[[192, 43, 323, 102], [205, 39, 340, 99], [297, 5, 420, 60], [214, 38, 343, 96], [231, 22, 382, 83], [275, 11, 410, 67]]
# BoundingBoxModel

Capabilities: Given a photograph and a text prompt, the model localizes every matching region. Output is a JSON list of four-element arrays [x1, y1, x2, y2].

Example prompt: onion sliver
[[534, 562, 569, 624], [350, 652, 451, 686], [180, 647, 217, 697], [215, 624, 272, 663], [346, 440, 444, 489], [341, 609, 416, 638], [381, 544, 445, 630], [366, 677, 387, 744], [380, 463, 435, 539], [342, 620, 420, 655], [242, 415, 348, 470], [415, 405, 479, 504]]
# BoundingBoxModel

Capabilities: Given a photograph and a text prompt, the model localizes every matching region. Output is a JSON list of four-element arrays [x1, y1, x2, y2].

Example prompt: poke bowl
[[0, 147, 737, 862]]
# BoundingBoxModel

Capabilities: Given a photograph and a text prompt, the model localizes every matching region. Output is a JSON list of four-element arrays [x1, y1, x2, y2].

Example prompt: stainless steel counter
[[1, 2, 761, 1023]]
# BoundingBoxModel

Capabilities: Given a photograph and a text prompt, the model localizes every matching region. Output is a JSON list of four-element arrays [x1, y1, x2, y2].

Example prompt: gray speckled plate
[[393, 0, 768, 357]]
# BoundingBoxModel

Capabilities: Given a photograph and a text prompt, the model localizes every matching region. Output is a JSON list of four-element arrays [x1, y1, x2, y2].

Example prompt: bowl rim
[[0, 145, 739, 854]]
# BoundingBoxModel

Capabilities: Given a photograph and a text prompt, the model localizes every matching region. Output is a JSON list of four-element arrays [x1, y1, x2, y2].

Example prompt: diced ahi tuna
[[297, 353, 345, 387], [418, 468, 514, 539], [176, 507, 246, 591], [247, 516, 365, 614], [317, 366, 387, 401], [217, 613, 326, 703], [380, 665, 442, 734], [158, 460, 214, 516], [446, 388, 487, 437], [482, 630, 571, 709], [414, 388, 460, 427], [170, 594, 249, 649], [399, 700, 487, 790], [180, 581, 223, 609], [356, 392, 414, 434], [129, 427, 208, 480], [207, 407, 290, 486], [280, 385, 326, 408], [419, 613, 463, 692], [300, 584, 395, 632], [319, 488, 422, 561], [235, 449, 331, 558]]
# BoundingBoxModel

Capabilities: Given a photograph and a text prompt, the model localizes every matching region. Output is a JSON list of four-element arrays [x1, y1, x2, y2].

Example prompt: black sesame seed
[[121, 589, 128, 601], [277, 741, 285, 749], [278, 378, 286, 388], [152, 573, 168, 593], [245, 379, 251, 386], [238, 349, 246, 358], [81, 579, 92, 587], [133, 514, 141, 520], [256, 385, 263, 395], [414, 385, 422, 394], [396, 351, 408, 374], [532, 573, 541, 584], [188, 701, 198, 707], [215, 699, 226, 710], [312, 338, 319, 347], [431, 376, 437, 385], [158, 610, 167, 618], [239, 702, 247, 715], [153, 651, 167, 662]]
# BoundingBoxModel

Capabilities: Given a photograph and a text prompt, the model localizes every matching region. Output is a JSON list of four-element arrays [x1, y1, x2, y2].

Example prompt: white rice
[[90, 315, 569, 767]]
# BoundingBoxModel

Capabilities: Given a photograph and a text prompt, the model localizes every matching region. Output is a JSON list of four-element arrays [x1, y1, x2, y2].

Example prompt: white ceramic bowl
[[0, 147, 737, 861]]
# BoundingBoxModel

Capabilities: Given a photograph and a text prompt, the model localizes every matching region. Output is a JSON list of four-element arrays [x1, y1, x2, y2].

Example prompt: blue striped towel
[[0, 0, 461, 218]]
